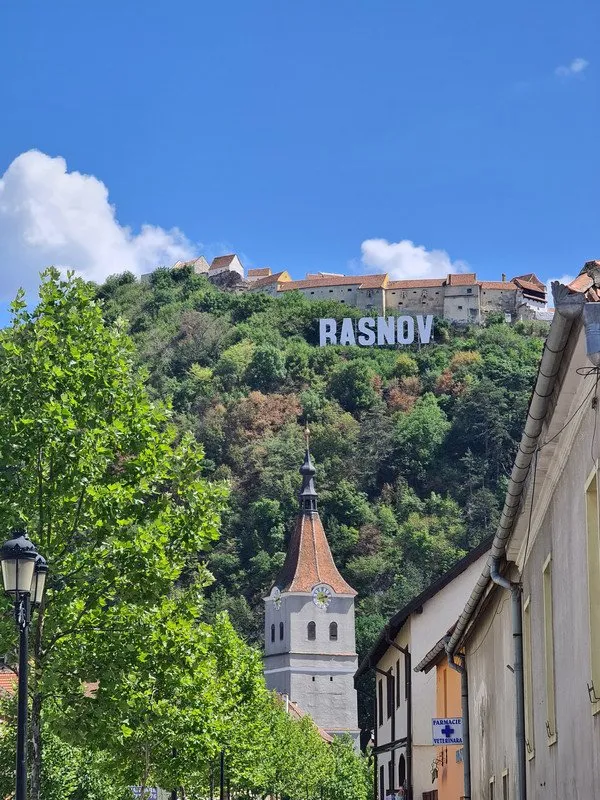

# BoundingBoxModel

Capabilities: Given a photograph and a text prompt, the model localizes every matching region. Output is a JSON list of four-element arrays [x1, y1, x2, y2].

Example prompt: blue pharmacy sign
[[130, 789, 158, 799], [432, 717, 463, 745]]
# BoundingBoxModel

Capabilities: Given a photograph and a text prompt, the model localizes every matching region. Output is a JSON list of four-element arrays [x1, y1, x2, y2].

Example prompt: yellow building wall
[[435, 661, 464, 800]]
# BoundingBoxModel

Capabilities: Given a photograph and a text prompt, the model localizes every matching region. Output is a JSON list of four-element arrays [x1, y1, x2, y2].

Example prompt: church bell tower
[[263, 429, 359, 745]]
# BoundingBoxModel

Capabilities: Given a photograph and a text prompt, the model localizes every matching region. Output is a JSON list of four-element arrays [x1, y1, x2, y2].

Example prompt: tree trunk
[[30, 605, 45, 800]]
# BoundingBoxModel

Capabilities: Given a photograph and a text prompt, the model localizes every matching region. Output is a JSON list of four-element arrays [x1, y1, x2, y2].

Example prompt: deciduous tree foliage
[[0, 270, 371, 799]]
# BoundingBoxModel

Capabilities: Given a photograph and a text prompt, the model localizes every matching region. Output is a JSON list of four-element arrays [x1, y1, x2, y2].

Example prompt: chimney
[[502, 273, 506, 282]]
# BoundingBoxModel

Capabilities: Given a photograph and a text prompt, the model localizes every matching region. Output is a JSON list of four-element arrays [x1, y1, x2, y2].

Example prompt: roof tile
[[210, 254, 237, 271], [447, 273, 477, 286], [388, 279, 445, 289], [275, 513, 356, 595]]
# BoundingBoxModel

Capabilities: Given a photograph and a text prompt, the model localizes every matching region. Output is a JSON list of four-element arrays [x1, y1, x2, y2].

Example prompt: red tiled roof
[[479, 281, 517, 290], [251, 271, 291, 289], [275, 513, 356, 595], [0, 670, 16, 695], [248, 268, 271, 277], [513, 273, 545, 289], [279, 274, 387, 291], [388, 278, 445, 289], [567, 261, 600, 299], [513, 278, 546, 295], [447, 273, 477, 285], [210, 254, 237, 271]]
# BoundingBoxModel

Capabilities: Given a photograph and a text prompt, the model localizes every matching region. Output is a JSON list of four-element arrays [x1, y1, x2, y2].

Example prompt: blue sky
[[0, 0, 597, 308]]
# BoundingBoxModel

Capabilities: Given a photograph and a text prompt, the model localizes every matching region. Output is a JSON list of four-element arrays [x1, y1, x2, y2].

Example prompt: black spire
[[299, 425, 318, 513]]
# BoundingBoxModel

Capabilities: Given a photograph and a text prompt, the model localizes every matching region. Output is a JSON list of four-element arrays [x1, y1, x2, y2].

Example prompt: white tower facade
[[263, 443, 360, 745]]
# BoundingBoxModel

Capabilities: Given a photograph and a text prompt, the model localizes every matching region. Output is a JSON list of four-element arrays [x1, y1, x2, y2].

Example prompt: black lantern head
[[30, 555, 48, 607], [0, 530, 39, 596]]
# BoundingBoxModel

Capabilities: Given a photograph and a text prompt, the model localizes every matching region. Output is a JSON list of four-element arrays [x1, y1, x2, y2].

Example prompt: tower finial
[[299, 426, 317, 513]]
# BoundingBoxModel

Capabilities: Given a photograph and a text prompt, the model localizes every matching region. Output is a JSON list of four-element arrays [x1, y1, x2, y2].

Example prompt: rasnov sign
[[319, 315, 433, 347]]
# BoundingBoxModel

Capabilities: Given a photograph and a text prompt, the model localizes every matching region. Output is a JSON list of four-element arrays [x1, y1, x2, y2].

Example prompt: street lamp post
[[0, 530, 47, 800]]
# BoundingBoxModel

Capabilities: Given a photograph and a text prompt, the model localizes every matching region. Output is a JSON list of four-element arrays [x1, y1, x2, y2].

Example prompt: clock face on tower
[[312, 584, 333, 610], [270, 587, 282, 609]]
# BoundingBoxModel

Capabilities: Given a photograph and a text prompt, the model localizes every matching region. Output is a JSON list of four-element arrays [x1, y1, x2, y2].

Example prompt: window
[[398, 754, 406, 786], [543, 554, 557, 743], [330, 676, 333, 682], [378, 679, 383, 726], [386, 672, 394, 718], [467, 288, 472, 294], [307, 621, 316, 641], [404, 656, 410, 700], [458, 305, 463, 310], [312, 676, 315, 682], [489, 777, 495, 800], [270, 624, 275, 643], [279, 621, 284, 641], [586, 470, 600, 714], [348, 288, 352, 292], [329, 621, 338, 641], [388, 759, 395, 793], [396, 659, 400, 708], [502, 770, 509, 800], [379, 765, 385, 800], [310, 291, 314, 294], [329, 289, 333, 293], [523, 596, 535, 757]]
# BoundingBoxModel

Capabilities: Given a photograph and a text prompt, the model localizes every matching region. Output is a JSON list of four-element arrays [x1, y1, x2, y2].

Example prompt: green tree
[[328, 360, 378, 412], [0, 271, 227, 799]]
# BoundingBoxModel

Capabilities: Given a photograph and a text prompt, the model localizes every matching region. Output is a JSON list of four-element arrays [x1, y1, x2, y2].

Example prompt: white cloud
[[0, 150, 195, 300], [359, 238, 469, 280], [555, 58, 589, 78]]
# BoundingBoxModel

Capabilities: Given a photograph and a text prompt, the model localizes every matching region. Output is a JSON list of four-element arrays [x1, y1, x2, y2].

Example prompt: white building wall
[[373, 551, 489, 798]]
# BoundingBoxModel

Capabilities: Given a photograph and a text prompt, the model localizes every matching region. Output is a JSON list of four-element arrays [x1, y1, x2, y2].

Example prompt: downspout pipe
[[447, 652, 470, 800], [490, 562, 526, 800]]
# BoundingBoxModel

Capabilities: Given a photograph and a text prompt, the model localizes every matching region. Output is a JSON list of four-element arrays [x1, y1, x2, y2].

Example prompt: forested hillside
[[97, 266, 546, 660]]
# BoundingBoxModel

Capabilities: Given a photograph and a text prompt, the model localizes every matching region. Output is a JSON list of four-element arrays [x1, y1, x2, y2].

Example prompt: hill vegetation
[[97, 266, 547, 671]]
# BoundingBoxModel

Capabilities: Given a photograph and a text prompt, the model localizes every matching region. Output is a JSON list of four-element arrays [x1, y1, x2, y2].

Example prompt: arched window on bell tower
[[329, 621, 338, 641], [279, 621, 284, 640], [270, 624, 275, 643], [307, 621, 316, 640]]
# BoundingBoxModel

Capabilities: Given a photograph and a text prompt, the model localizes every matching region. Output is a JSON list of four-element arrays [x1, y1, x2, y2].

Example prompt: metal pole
[[16, 595, 29, 800]]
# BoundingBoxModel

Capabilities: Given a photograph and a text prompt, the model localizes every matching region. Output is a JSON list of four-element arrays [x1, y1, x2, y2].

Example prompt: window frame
[[307, 621, 316, 641], [329, 621, 338, 641]]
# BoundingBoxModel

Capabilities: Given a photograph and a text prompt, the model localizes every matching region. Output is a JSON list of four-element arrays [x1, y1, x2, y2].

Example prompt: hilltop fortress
[[144, 254, 553, 324]]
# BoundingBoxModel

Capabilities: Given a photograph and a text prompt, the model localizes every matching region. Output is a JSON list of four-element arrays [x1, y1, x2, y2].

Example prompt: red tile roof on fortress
[[388, 278, 445, 289], [279, 274, 387, 291], [513, 273, 545, 289], [275, 513, 357, 595], [447, 273, 477, 285], [479, 281, 517, 290], [250, 271, 291, 289], [209, 254, 236, 271], [248, 268, 271, 277], [513, 278, 546, 294]]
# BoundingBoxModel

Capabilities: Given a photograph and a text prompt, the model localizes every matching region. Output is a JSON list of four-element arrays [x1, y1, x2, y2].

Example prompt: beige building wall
[[465, 324, 600, 799], [386, 287, 444, 316]]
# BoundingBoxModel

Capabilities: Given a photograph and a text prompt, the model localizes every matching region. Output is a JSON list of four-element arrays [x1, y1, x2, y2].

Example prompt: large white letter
[[377, 316, 396, 346], [319, 318, 337, 346], [417, 315, 434, 344], [397, 316, 415, 345], [357, 317, 376, 346], [340, 318, 356, 346]]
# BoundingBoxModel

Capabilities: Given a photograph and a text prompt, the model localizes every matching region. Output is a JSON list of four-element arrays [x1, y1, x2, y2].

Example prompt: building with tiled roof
[[209, 254, 244, 279], [264, 434, 359, 747], [250, 268, 549, 324]]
